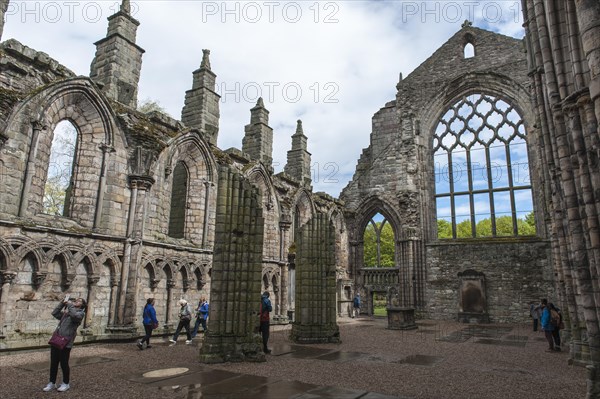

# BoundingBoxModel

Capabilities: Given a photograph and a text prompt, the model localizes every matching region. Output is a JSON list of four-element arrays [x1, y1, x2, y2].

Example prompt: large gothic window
[[363, 213, 395, 267], [434, 94, 535, 239], [43, 120, 77, 216], [168, 161, 188, 238]]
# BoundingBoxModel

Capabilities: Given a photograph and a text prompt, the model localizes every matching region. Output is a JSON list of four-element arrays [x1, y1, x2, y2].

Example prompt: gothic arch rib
[[164, 130, 217, 183], [353, 195, 403, 242]]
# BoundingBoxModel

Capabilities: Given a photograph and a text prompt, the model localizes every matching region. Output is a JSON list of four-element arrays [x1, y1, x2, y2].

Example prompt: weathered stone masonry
[[2, 1, 600, 395]]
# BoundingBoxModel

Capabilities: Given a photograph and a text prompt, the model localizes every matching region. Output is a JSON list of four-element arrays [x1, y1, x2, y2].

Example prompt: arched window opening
[[168, 161, 188, 238], [434, 93, 535, 239], [464, 42, 475, 58], [43, 120, 77, 216], [363, 212, 395, 267]]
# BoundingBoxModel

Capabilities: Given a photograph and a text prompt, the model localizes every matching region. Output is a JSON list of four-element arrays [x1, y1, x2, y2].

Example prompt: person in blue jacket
[[138, 298, 158, 350], [540, 298, 555, 351], [191, 297, 209, 338]]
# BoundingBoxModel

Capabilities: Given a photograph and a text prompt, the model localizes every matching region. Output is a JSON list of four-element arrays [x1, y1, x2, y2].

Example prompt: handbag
[[48, 330, 71, 350], [151, 322, 159, 330]]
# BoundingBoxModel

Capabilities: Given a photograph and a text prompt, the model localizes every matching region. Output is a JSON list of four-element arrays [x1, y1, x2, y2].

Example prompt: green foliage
[[437, 212, 537, 238], [363, 221, 395, 267], [138, 98, 169, 115]]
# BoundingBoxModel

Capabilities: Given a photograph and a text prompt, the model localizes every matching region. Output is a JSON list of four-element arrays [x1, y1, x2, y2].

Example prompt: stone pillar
[[93, 144, 115, 230], [279, 215, 291, 319], [108, 275, 119, 326], [199, 165, 265, 363], [83, 275, 99, 330], [291, 212, 340, 343], [19, 120, 46, 216], [165, 279, 175, 327], [0, 271, 17, 337], [118, 175, 154, 326]]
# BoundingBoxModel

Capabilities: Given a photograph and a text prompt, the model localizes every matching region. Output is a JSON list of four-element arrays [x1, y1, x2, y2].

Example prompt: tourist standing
[[191, 297, 209, 338], [540, 298, 555, 352], [138, 298, 158, 350], [42, 295, 86, 392], [550, 303, 562, 351], [353, 293, 361, 318], [169, 299, 192, 345], [260, 291, 272, 354], [529, 301, 541, 332]]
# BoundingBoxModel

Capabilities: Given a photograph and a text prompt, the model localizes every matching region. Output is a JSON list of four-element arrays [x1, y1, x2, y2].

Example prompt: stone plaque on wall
[[457, 269, 489, 323]]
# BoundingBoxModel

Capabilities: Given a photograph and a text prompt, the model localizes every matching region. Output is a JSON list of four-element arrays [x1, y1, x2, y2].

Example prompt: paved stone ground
[[0, 318, 586, 398]]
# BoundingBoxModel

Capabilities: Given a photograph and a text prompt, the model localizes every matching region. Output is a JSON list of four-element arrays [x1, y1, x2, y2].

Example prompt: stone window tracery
[[43, 120, 78, 216], [433, 93, 535, 238], [363, 212, 395, 267]]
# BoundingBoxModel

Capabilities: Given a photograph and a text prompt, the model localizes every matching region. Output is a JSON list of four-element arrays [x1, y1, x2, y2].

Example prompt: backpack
[[550, 309, 560, 327]]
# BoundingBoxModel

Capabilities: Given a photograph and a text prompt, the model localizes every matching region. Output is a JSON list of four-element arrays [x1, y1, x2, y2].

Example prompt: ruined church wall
[[427, 239, 553, 322]]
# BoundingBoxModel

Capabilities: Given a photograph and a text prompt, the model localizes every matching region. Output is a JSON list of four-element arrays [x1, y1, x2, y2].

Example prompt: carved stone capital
[[32, 271, 47, 287], [31, 120, 48, 132], [0, 271, 17, 285], [62, 273, 76, 288], [150, 278, 160, 289], [128, 175, 155, 191], [110, 276, 120, 287], [88, 275, 100, 286], [166, 279, 176, 289]]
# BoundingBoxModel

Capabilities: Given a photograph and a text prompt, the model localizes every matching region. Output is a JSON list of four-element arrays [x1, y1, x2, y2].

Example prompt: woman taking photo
[[43, 294, 86, 392]]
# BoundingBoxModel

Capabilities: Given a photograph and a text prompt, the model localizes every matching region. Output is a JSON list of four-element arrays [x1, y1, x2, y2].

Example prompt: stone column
[[165, 279, 175, 327], [108, 275, 119, 326], [291, 213, 339, 343], [279, 216, 291, 320], [0, 271, 17, 337], [19, 120, 46, 216], [83, 275, 100, 330], [118, 176, 154, 326], [199, 166, 265, 363], [93, 144, 115, 230]]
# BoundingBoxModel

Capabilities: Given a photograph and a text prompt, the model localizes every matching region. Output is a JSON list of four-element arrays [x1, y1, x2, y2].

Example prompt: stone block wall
[[426, 239, 553, 322]]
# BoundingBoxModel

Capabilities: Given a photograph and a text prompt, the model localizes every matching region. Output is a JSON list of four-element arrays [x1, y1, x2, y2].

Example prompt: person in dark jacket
[[549, 303, 562, 351], [138, 298, 158, 350], [42, 295, 86, 392], [260, 291, 273, 354]]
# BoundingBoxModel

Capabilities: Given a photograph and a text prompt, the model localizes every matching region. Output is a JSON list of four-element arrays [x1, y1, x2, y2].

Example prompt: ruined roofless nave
[[1, 1, 600, 396]]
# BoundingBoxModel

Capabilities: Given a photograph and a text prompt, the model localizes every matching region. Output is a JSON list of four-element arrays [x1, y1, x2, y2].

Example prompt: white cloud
[[3, 0, 524, 197]]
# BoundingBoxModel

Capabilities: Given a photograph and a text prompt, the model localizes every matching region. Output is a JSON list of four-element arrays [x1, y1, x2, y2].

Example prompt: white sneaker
[[42, 383, 56, 392], [57, 383, 70, 392], [185, 340, 192, 344], [168, 339, 176, 343]]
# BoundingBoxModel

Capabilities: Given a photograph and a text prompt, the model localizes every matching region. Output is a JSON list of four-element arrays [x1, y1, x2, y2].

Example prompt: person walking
[[138, 298, 158, 350], [540, 298, 556, 352], [353, 293, 361, 318], [169, 299, 193, 345], [191, 297, 209, 338], [259, 291, 272, 354], [42, 295, 86, 392]]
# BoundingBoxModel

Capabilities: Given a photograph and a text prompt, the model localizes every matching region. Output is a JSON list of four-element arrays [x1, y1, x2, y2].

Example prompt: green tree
[[437, 219, 452, 239], [363, 220, 395, 267], [456, 219, 472, 238], [138, 98, 169, 115]]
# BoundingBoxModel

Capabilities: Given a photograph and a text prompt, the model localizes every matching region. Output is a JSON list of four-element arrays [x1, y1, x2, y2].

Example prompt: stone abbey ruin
[[1, 0, 599, 395]]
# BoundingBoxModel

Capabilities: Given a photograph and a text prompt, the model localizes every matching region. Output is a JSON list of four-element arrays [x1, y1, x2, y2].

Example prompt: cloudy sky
[[3, 0, 525, 197]]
